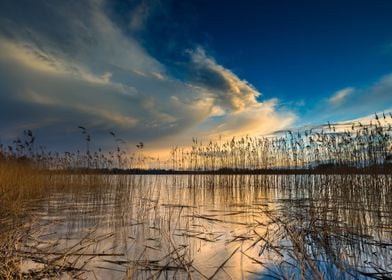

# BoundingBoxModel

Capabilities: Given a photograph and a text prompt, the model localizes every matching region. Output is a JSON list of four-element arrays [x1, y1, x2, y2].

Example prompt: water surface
[[23, 175, 392, 279]]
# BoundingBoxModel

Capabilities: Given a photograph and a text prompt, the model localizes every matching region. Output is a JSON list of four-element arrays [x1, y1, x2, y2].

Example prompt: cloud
[[0, 0, 295, 153], [328, 87, 354, 106], [187, 47, 260, 112], [201, 99, 295, 138], [341, 74, 392, 115], [129, 1, 152, 32], [144, 50, 296, 150], [304, 73, 392, 124]]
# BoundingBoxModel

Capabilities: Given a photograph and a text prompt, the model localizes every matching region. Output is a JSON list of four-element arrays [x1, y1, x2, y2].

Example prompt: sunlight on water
[[21, 175, 391, 279]]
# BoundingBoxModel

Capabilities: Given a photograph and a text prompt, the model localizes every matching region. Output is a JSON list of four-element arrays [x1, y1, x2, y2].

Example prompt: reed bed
[[1, 174, 388, 279], [0, 156, 132, 278], [0, 115, 391, 279], [184, 174, 392, 279], [168, 114, 392, 171], [1, 114, 391, 172]]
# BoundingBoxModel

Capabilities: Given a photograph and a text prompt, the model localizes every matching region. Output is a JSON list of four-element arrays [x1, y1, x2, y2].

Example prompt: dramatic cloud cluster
[[187, 47, 261, 112], [0, 0, 294, 153]]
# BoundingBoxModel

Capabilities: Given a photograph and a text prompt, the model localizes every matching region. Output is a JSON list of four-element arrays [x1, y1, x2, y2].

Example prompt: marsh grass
[[0, 116, 392, 279], [0, 160, 132, 278], [23, 175, 392, 278], [1, 172, 391, 279], [0, 159, 44, 222], [168, 115, 392, 171], [232, 175, 392, 279]]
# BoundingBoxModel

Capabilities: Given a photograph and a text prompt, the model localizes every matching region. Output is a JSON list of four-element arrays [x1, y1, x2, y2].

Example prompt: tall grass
[[1, 115, 391, 278], [2, 115, 392, 173], [0, 130, 135, 278], [169, 114, 392, 171], [3, 174, 388, 279]]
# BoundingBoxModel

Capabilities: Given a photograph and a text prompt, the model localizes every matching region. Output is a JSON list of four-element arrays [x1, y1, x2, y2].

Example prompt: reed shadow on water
[[1, 173, 390, 279]]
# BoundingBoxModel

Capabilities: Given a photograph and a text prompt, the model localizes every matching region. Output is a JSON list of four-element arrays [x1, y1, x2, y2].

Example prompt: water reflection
[[24, 175, 391, 279]]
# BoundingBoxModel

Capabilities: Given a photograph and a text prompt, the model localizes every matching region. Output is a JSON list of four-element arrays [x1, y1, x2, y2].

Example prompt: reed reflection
[[24, 174, 391, 279]]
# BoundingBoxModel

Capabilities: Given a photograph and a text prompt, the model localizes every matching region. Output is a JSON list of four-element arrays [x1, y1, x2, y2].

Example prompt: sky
[[0, 0, 391, 155]]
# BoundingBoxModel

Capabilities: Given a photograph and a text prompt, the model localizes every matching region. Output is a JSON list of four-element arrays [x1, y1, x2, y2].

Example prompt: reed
[[0, 129, 134, 278], [0, 115, 391, 279], [169, 115, 392, 171], [2, 115, 392, 173]]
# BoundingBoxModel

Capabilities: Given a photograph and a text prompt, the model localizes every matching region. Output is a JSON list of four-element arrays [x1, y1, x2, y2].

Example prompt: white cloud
[[332, 74, 392, 116], [0, 0, 295, 153], [328, 87, 354, 106], [302, 73, 392, 126]]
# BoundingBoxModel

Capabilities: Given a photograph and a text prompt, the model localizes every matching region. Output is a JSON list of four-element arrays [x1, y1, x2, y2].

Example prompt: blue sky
[[0, 0, 391, 153], [128, 0, 392, 119]]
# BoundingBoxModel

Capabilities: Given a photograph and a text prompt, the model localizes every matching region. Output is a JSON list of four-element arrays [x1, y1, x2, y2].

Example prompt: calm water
[[22, 175, 392, 279]]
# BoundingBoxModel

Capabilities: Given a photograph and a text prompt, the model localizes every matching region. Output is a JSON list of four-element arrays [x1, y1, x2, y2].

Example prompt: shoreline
[[49, 167, 392, 175]]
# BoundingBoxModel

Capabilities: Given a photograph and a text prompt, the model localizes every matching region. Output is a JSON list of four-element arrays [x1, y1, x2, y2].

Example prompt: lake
[[20, 174, 391, 279]]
